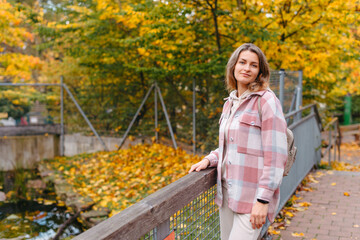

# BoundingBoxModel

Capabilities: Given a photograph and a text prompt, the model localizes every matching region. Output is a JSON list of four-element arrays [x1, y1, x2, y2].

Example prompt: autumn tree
[[24, 0, 360, 149]]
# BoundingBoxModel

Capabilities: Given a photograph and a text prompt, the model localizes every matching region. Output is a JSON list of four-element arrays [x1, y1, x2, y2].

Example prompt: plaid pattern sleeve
[[205, 148, 220, 168], [256, 91, 288, 202]]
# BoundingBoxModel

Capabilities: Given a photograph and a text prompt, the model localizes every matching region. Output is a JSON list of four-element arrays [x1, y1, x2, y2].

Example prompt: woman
[[189, 43, 288, 240]]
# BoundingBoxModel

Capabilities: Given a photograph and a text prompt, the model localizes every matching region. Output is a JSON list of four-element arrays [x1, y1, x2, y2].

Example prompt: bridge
[[73, 103, 340, 240]]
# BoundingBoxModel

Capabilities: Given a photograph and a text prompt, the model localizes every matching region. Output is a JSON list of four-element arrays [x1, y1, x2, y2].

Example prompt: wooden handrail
[[74, 168, 217, 240], [322, 117, 341, 162], [323, 117, 338, 131]]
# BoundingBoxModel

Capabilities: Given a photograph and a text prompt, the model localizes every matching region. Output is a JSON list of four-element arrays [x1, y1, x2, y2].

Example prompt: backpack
[[258, 97, 297, 176]]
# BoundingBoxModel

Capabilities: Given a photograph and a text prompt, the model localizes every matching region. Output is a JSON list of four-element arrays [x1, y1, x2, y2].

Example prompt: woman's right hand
[[188, 158, 210, 173]]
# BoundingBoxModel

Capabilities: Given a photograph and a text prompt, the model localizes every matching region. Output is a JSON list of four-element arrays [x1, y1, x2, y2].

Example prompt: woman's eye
[[252, 65, 258, 68]]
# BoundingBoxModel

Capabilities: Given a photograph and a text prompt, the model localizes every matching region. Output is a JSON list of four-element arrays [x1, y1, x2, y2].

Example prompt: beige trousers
[[219, 187, 262, 240]]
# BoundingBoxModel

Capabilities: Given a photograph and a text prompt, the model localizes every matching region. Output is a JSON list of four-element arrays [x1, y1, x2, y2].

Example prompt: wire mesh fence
[[140, 185, 219, 240], [269, 70, 300, 114], [0, 70, 301, 154]]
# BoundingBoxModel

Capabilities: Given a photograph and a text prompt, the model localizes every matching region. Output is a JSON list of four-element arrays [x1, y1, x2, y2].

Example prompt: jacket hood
[[225, 88, 270, 101]]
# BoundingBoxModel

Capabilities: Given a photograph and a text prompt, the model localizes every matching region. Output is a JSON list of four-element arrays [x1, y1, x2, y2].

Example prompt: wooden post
[[155, 219, 170, 240]]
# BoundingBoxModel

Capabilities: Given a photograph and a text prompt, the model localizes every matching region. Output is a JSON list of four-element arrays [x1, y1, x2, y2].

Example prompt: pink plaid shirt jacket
[[205, 89, 288, 222]]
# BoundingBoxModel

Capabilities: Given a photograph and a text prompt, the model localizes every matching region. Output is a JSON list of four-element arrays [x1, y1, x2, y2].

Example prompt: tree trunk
[[206, 0, 221, 54], [237, 0, 243, 10], [211, 0, 221, 54]]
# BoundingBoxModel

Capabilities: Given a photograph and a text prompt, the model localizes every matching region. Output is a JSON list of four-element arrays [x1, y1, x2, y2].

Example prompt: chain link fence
[[141, 185, 219, 240], [0, 70, 302, 155]]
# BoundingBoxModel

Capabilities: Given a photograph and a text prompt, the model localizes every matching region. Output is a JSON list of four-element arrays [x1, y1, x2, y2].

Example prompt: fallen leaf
[[353, 224, 359, 228], [291, 232, 305, 237], [332, 212, 337, 215], [343, 192, 350, 196], [331, 182, 336, 186], [44, 199, 55, 205], [272, 222, 285, 229], [302, 187, 313, 192], [270, 229, 280, 235], [299, 202, 312, 207], [10, 226, 20, 230], [285, 211, 294, 217]]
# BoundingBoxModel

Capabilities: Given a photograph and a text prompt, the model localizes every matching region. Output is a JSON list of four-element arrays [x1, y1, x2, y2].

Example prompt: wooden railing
[[340, 123, 360, 142], [75, 103, 324, 240], [322, 118, 341, 164], [74, 168, 217, 240]]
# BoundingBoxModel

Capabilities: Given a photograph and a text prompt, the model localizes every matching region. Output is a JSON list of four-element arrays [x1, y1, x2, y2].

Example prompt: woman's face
[[234, 50, 260, 91]]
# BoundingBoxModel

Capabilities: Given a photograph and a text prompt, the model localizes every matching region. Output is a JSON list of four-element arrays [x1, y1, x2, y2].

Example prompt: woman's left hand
[[250, 201, 269, 229]]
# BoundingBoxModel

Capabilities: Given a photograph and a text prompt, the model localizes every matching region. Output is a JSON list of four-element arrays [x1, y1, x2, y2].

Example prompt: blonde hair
[[225, 43, 270, 92]]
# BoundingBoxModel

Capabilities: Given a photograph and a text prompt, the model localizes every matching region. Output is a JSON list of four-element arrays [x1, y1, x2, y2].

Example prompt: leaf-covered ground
[[269, 143, 360, 238], [42, 143, 201, 217]]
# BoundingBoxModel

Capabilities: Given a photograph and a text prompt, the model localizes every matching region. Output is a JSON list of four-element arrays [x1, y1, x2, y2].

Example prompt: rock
[[26, 179, 46, 189], [39, 169, 53, 177], [0, 191, 6, 201], [6, 214, 20, 220], [55, 184, 72, 194], [81, 210, 109, 220]]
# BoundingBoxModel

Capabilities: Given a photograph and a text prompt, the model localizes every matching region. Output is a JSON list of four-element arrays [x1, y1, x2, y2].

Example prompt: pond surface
[[0, 169, 83, 239]]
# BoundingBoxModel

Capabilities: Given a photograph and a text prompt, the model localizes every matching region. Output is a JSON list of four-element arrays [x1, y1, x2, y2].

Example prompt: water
[[0, 170, 83, 239]]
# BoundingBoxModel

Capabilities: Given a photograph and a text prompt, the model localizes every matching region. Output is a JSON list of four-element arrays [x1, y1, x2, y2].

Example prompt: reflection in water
[[0, 170, 83, 239]]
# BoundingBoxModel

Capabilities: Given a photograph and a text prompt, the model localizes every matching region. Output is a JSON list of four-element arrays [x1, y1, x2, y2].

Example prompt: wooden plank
[[341, 130, 360, 136], [74, 168, 217, 240], [340, 123, 360, 132]]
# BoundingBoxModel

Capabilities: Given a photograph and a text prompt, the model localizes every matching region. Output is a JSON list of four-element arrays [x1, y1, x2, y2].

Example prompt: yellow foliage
[[291, 232, 305, 237], [298, 202, 311, 207], [44, 143, 202, 212], [320, 159, 360, 172]]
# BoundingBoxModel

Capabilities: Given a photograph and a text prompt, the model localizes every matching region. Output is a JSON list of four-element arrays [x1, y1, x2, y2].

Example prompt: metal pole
[[296, 70, 303, 121], [279, 69, 285, 108], [155, 85, 177, 149], [298, 70, 303, 109], [155, 82, 158, 142], [60, 76, 64, 156], [193, 79, 196, 154], [62, 84, 109, 151], [118, 84, 155, 150], [295, 87, 302, 121], [288, 88, 297, 114]]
